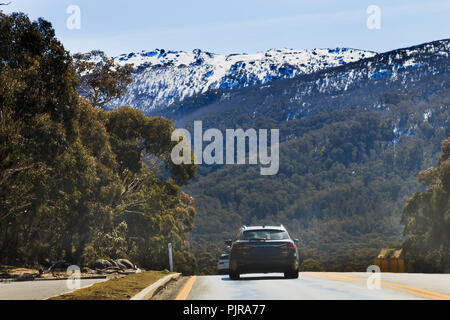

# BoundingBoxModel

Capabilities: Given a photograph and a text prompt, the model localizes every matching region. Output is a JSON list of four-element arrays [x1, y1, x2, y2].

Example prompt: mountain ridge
[[161, 38, 449, 128], [109, 47, 377, 113]]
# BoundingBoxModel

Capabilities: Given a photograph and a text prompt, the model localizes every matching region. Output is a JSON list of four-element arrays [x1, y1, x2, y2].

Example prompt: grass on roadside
[[51, 270, 172, 300]]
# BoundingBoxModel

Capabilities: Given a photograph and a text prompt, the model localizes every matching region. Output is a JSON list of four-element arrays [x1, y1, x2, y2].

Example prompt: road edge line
[[130, 273, 181, 300], [175, 275, 196, 300]]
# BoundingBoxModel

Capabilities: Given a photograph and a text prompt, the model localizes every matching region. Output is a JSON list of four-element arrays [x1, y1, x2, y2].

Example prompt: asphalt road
[[0, 278, 106, 300], [2, 272, 449, 300], [186, 272, 450, 300]]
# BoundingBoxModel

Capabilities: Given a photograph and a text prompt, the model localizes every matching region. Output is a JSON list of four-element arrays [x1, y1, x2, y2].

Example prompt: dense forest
[[0, 13, 197, 274]]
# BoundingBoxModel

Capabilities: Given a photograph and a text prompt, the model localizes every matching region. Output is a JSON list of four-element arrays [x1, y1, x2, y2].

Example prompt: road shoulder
[[151, 275, 190, 300], [50, 270, 172, 300]]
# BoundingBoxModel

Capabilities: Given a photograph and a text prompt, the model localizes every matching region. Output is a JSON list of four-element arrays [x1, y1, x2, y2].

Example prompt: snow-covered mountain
[[166, 39, 449, 129], [110, 47, 376, 113]]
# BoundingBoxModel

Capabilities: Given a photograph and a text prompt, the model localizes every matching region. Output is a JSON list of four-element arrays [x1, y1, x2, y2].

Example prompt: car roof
[[242, 225, 286, 231]]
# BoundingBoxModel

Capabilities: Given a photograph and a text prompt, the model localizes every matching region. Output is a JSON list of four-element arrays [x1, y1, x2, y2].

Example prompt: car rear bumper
[[230, 258, 298, 274]]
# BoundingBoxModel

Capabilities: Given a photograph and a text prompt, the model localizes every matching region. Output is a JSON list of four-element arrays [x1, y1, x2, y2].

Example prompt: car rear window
[[241, 229, 290, 240]]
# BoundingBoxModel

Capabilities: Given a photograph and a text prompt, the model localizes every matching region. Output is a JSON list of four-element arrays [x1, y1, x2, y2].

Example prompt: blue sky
[[3, 0, 450, 56]]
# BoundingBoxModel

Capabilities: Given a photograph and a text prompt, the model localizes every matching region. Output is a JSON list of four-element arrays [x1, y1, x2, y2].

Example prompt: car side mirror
[[225, 239, 232, 246]]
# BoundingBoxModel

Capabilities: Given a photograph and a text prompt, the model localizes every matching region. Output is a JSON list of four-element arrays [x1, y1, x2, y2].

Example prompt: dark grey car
[[226, 225, 301, 280]]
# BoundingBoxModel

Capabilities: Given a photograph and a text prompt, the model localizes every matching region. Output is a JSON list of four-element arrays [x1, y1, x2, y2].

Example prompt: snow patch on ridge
[[110, 48, 377, 113]]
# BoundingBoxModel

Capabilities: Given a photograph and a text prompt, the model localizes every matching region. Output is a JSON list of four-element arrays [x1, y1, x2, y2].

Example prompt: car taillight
[[283, 242, 296, 248]]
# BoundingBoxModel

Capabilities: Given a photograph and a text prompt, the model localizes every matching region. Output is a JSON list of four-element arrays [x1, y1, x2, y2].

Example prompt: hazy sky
[[3, 0, 450, 56]]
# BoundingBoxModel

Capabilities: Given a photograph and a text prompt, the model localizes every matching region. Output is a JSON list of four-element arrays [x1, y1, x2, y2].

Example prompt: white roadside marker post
[[168, 243, 174, 272]]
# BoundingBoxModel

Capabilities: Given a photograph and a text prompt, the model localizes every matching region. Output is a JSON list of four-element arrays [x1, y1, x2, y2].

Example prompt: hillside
[[102, 39, 450, 272], [165, 39, 449, 126], [173, 39, 449, 271]]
